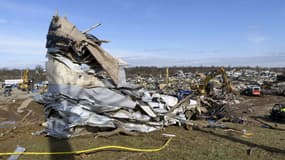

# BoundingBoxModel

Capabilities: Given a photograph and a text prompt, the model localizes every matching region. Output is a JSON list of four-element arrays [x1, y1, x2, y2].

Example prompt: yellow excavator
[[199, 67, 232, 95], [19, 69, 31, 91]]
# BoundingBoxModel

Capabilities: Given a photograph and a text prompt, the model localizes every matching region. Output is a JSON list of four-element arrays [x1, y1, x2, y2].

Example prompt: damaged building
[[38, 15, 199, 138]]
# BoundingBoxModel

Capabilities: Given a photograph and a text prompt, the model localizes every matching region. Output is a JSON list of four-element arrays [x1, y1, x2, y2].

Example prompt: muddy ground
[[0, 89, 285, 160]]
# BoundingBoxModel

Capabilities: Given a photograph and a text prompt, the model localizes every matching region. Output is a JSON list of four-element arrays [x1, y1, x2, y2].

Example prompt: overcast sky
[[0, 0, 284, 68]]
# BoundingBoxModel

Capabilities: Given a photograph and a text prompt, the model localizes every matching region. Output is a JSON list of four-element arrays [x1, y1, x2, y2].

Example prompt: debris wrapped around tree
[[38, 15, 200, 138]]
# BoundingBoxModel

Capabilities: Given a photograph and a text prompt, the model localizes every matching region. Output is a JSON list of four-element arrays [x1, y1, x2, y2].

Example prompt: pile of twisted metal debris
[[36, 15, 201, 138]]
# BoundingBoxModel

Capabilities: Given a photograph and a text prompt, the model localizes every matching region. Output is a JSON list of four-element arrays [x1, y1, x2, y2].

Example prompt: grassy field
[[1, 122, 285, 160], [0, 93, 285, 160]]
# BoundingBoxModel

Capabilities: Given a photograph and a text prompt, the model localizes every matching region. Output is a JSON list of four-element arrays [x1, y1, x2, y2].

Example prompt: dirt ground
[[0, 88, 285, 160]]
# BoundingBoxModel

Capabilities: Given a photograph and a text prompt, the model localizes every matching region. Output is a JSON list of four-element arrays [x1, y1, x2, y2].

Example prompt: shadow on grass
[[195, 128, 285, 155], [251, 115, 285, 124], [49, 137, 75, 160], [251, 116, 285, 131]]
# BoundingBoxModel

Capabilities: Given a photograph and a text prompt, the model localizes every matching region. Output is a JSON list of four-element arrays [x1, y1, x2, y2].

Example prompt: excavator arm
[[199, 67, 232, 95], [19, 69, 30, 91]]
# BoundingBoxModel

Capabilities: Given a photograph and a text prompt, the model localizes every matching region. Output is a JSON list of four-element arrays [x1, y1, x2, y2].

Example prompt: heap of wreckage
[[36, 15, 285, 138], [36, 15, 202, 138]]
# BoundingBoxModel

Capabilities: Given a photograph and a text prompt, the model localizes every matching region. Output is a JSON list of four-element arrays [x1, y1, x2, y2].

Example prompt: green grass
[[1, 123, 284, 160]]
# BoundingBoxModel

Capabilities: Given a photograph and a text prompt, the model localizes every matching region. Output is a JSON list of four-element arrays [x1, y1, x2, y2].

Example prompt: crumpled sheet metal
[[110, 110, 151, 122], [41, 84, 188, 138], [41, 84, 189, 138], [45, 100, 155, 138], [47, 37, 103, 88], [48, 84, 137, 112], [46, 54, 106, 88]]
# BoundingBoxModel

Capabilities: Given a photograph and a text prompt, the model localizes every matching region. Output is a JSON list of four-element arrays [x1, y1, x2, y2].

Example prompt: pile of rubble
[[131, 66, 285, 97], [227, 69, 285, 96], [36, 15, 285, 138], [36, 15, 203, 138], [127, 67, 285, 123]]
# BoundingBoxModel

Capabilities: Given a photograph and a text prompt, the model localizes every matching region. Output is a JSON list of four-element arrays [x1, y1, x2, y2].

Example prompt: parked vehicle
[[243, 85, 262, 96], [270, 104, 285, 120], [3, 85, 12, 96]]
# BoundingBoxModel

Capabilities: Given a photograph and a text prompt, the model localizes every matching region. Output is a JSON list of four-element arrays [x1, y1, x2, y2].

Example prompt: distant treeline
[[0, 65, 284, 82], [0, 65, 46, 83], [126, 66, 285, 77]]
